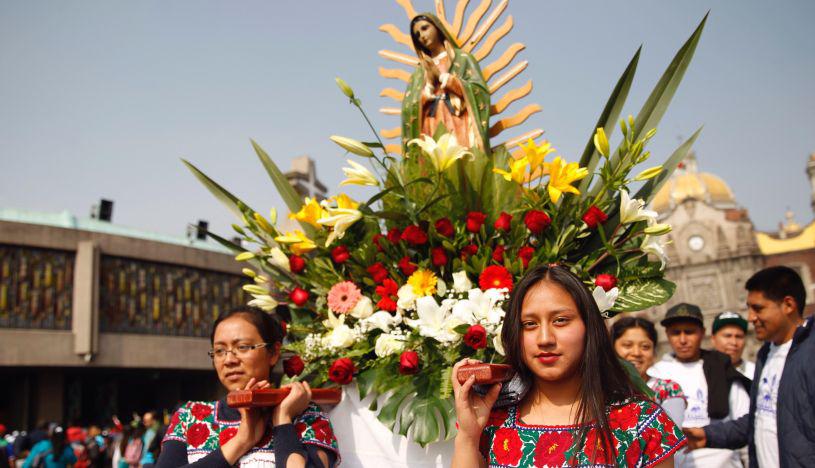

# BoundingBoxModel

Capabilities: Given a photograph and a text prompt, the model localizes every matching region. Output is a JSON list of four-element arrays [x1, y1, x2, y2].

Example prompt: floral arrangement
[[183, 15, 706, 446]]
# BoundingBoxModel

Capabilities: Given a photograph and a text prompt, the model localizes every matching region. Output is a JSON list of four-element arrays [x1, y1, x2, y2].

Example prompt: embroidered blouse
[[647, 377, 686, 405], [158, 398, 339, 467], [480, 399, 686, 467]]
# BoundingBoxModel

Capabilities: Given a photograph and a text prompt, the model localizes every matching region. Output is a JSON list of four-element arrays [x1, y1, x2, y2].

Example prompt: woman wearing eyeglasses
[[156, 306, 339, 468]]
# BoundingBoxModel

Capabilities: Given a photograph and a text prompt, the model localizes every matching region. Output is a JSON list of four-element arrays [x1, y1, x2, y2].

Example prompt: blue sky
[[2, 0, 814, 238]]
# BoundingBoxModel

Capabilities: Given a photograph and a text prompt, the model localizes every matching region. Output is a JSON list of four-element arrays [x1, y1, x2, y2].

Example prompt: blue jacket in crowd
[[22, 440, 76, 468], [704, 316, 815, 467]]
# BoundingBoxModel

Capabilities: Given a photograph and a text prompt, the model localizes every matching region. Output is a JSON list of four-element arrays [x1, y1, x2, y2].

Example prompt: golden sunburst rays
[[377, 0, 543, 155]]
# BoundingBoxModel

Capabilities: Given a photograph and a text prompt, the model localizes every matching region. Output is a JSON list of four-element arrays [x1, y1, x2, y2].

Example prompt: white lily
[[248, 294, 278, 312], [408, 133, 473, 172], [592, 286, 619, 313], [317, 198, 362, 247], [641, 234, 670, 269], [374, 333, 406, 358], [396, 284, 417, 311], [619, 190, 658, 225], [451, 288, 505, 326], [340, 159, 379, 187], [452, 271, 473, 293], [405, 296, 461, 344], [268, 247, 291, 272], [362, 310, 402, 333], [493, 324, 505, 356], [349, 296, 374, 319], [321, 309, 355, 349]]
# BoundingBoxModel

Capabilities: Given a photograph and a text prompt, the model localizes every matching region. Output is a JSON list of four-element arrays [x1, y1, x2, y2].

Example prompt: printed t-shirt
[[479, 399, 686, 467], [755, 339, 792, 468]]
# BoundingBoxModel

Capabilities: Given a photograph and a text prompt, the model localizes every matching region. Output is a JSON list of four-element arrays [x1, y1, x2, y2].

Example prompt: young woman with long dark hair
[[156, 306, 339, 468], [451, 265, 685, 467]]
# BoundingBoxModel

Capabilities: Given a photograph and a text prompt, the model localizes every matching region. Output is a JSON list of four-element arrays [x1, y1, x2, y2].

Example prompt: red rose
[[372, 233, 385, 252], [466, 211, 487, 233], [331, 245, 350, 264], [401, 225, 428, 245], [367, 262, 389, 283], [494, 212, 513, 232], [533, 430, 573, 467], [479, 265, 514, 291], [582, 205, 608, 229], [431, 247, 448, 267], [283, 355, 305, 377], [398, 351, 420, 375], [609, 403, 640, 431], [625, 440, 642, 466], [289, 287, 309, 306], [190, 403, 212, 421], [434, 218, 455, 238], [584, 427, 609, 465], [461, 243, 479, 259], [218, 427, 238, 446], [524, 210, 551, 234], [463, 324, 487, 349], [491, 427, 523, 466], [594, 274, 617, 292], [398, 256, 418, 276], [518, 246, 534, 268], [185, 423, 210, 448], [387, 227, 402, 244], [492, 245, 505, 263], [328, 357, 356, 384], [377, 296, 397, 312], [289, 255, 306, 274], [642, 427, 663, 455]]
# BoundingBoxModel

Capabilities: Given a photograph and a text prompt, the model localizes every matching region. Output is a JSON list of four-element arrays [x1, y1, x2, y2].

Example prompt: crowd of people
[[0, 411, 167, 468], [2, 265, 813, 467]]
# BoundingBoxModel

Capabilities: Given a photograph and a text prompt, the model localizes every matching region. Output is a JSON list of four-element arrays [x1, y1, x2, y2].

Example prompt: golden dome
[[650, 154, 737, 213]]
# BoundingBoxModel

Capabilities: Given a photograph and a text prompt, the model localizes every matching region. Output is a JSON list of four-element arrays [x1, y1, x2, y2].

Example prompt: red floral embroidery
[[583, 427, 609, 465], [218, 427, 238, 446], [491, 427, 523, 466], [487, 408, 509, 427], [190, 403, 212, 421], [311, 419, 333, 444], [625, 440, 642, 466], [533, 430, 573, 467], [642, 427, 663, 456], [186, 423, 210, 448], [609, 403, 639, 431], [295, 422, 307, 435]]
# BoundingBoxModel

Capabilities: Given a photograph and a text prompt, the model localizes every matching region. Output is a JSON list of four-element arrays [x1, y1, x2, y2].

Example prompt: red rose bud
[[518, 246, 535, 268], [492, 245, 505, 263], [463, 324, 488, 350], [367, 262, 389, 283], [479, 265, 514, 291], [398, 351, 420, 375], [595, 274, 618, 292], [466, 211, 487, 233], [431, 247, 448, 267], [289, 255, 306, 274], [372, 234, 385, 252], [582, 205, 608, 229], [398, 256, 418, 276], [494, 212, 513, 232], [328, 357, 356, 385], [524, 210, 551, 234], [283, 355, 305, 377], [387, 227, 402, 244], [434, 218, 455, 238], [461, 243, 479, 259], [331, 245, 350, 264], [401, 225, 428, 246], [289, 287, 309, 306]]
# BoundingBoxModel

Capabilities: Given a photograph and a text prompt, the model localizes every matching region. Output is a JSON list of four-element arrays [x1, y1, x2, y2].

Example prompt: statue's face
[[412, 19, 441, 52]]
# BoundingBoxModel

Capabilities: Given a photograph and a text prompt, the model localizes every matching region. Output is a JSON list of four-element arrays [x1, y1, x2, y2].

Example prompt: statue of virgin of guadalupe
[[401, 14, 491, 152]]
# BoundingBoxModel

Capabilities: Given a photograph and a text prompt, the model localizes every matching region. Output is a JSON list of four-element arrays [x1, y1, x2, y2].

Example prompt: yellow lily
[[546, 157, 589, 203], [274, 230, 317, 255], [408, 133, 473, 172], [289, 197, 325, 229], [521, 138, 556, 172], [318, 194, 362, 246], [594, 127, 609, 157], [340, 159, 379, 187], [493, 155, 530, 185]]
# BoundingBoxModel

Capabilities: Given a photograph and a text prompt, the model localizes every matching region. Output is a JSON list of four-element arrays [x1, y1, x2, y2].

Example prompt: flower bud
[[593, 127, 609, 157], [241, 268, 257, 278], [330, 135, 374, 158], [235, 251, 255, 261], [634, 165, 663, 181], [644, 223, 672, 236], [335, 77, 355, 99], [242, 284, 268, 295], [645, 128, 657, 140]]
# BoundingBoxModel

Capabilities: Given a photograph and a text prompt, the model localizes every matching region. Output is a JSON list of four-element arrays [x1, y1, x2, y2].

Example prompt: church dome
[[650, 153, 737, 213]]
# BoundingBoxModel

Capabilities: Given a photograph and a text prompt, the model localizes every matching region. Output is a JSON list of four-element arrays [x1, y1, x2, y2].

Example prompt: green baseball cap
[[712, 311, 748, 334], [660, 302, 704, 327]]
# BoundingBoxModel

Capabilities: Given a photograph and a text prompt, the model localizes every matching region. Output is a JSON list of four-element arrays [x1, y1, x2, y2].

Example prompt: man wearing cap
[[711, 311, 755, 379], [650, 302, 751, 467]]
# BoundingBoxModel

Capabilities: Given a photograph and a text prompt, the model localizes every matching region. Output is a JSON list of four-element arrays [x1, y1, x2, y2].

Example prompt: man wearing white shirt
[[711, 311, 756, 379], [650, 303, 751, 468], [684, 266, 815, 467]]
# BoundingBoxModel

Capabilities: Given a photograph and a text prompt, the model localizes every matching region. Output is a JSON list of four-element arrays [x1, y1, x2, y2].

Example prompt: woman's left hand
[[272, 381, 312, 426]]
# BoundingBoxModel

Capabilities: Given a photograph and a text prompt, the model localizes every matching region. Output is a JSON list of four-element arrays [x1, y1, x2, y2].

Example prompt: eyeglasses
[[208, 343, 270, 359]]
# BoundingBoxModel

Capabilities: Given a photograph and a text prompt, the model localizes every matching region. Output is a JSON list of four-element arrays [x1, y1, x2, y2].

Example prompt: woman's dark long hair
[[501, 265, 641, 463], [50, 426, 66, 459], [610, 316, 658, 347]]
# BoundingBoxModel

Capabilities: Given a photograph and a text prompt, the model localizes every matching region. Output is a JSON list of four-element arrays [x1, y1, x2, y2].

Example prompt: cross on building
[[280, 156, 327, 233]]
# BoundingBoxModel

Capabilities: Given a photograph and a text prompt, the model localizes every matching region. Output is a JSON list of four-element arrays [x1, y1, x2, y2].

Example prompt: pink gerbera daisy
[[327, 281, 362, 314]]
